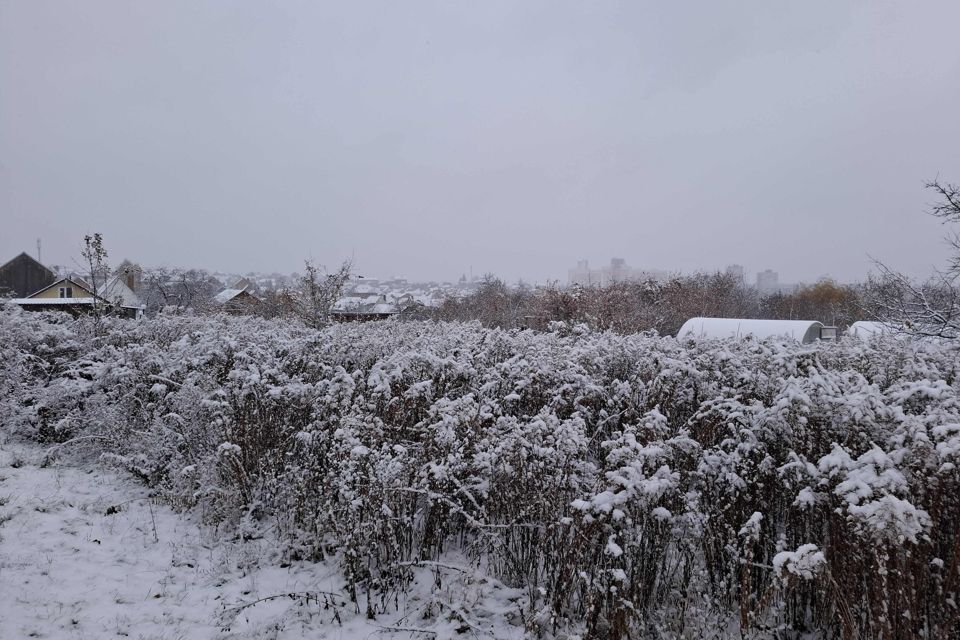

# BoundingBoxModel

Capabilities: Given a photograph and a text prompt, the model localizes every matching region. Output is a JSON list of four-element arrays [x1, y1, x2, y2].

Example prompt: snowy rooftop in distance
[[331, 301, 399, 315], [97, 276, 144, 309], [371, 302, 397, 314], [214, 289, 245, 304]]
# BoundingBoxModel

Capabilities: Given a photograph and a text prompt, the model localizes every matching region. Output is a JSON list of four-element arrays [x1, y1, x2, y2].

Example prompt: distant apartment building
[[754, 269, 800, 295], [568, 260, 594, 286], [608, 258, 629, 283], [756, 269, 779, 293], [725, 264, 746, 286], [568, 258, 669, 287]]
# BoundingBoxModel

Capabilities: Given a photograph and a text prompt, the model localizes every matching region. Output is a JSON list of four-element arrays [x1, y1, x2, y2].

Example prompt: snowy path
[[0, 438, 525, 639], [0, 439, 354, 639]]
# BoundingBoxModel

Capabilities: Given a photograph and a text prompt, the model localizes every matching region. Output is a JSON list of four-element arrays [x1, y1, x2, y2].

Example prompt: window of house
[[66, 287, 73, 298], [59, 286, 73, 298]]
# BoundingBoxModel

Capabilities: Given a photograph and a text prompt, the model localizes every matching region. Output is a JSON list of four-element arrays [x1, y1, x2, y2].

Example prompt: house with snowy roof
[[98, 275, 146, 318], [213, 288, 261, 314], [9, 274, 144, 319], [330, 293, 402, 322], [231, 277, 254, 292]]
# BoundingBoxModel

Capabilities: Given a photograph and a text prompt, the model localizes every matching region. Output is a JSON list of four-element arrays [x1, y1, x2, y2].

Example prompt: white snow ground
[[0, 438, 527, 640]]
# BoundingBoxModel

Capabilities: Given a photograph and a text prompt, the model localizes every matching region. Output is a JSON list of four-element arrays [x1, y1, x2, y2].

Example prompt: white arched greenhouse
[[846, 321, 893, 339], [677, 317, 834, 344]]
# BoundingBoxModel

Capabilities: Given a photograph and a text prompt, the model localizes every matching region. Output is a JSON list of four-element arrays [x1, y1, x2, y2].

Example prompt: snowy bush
[[773, 544, 826, 581], [1, 302, 958, 638]]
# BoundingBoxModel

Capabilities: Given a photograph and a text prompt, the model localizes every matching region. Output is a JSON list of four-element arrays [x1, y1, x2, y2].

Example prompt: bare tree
[[257, 288, 297, 319], [140, 267, 221, 315], [866, 265, 959, 338], [866, 179, 960, 338], [296, 259, 352, 328], [759, 279, 863, 328], [175, 269, 220, 313], [927, 178, 960, 276], [142, 267, 176, 313], [81, 233, 109, 318], [436, 271, 765, 335]]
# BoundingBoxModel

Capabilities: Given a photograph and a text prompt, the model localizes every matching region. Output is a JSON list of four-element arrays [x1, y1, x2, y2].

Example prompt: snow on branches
[[1, 303, 958, 638]]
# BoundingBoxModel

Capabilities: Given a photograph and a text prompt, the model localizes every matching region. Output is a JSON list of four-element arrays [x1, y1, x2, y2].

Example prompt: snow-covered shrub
[[773, 544, 825, 581], [1, 304, 957, 639]]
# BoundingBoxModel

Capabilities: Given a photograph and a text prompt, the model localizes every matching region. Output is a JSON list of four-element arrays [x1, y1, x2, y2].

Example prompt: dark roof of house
[[0, 252, 57, 297]]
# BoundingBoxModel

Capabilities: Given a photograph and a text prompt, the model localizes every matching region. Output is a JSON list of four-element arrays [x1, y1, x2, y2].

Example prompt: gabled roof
[[231, 277, 253, 291], [214, 289, 243, 303], [0, 253, 57, 297], [1, 252, 50, 273], [26, 276, 98, 299], [214, 288, 260, 304], [97, 276, 144, 309]]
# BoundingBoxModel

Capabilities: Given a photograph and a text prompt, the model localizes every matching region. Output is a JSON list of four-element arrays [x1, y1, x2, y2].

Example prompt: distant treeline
[[132, 266, 868, 336], [430, 273, 866, 336], [132, 264, 957, 340]]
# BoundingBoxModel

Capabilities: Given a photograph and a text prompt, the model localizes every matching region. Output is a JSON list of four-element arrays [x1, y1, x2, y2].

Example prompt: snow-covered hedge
[[1, 304, 957, 638]]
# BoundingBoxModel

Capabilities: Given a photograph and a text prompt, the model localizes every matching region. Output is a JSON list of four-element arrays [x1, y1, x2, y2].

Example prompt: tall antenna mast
[[36, 238, 41, 263]]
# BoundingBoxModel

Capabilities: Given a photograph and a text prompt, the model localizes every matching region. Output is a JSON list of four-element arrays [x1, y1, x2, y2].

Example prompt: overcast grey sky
[[2, 1, 959, 284]]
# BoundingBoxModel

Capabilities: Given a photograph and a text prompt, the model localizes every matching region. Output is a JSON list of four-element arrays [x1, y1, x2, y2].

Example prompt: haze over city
[[3, 1, 959, 283]]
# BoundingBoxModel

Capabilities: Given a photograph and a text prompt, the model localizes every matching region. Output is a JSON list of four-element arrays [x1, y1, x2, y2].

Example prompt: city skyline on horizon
[[4, 240, 855, 291]]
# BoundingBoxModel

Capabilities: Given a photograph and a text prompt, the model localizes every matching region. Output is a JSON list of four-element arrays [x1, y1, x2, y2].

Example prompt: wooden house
[[213, 288, 261, 314]]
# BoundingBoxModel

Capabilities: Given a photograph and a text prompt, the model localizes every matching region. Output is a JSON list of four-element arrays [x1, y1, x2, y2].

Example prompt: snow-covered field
[[1, 305, 958, 638], [0, 437, 524, 639], [1, 436, 250, 639]]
